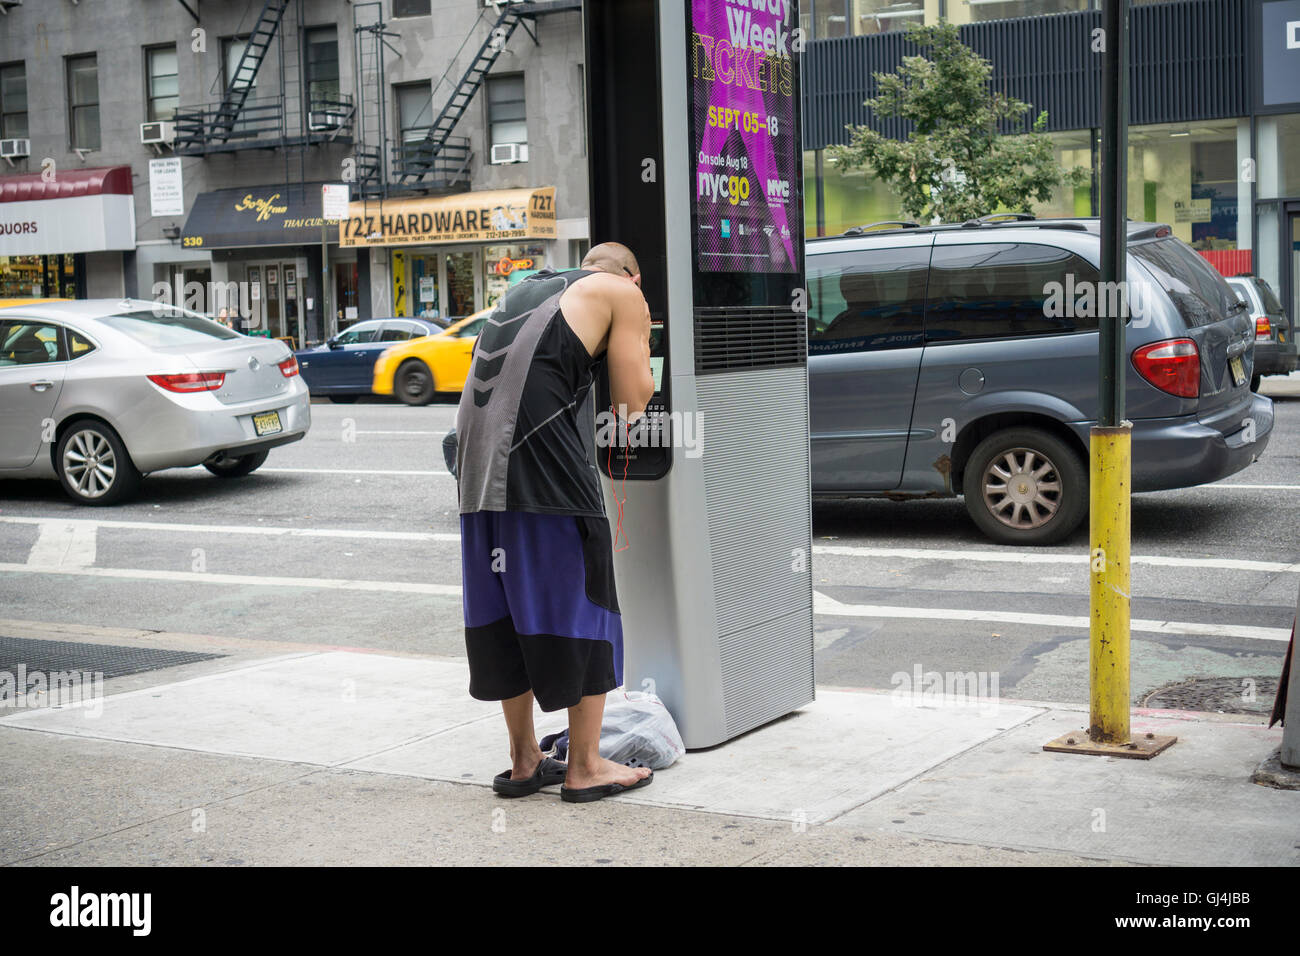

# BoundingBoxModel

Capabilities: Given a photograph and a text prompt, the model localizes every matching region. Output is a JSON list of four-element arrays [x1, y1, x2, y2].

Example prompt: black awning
[[181, 182, 339, 248]]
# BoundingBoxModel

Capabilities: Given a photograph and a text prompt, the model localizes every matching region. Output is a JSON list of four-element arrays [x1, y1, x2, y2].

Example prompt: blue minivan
[[808, 218, 1274, 545]]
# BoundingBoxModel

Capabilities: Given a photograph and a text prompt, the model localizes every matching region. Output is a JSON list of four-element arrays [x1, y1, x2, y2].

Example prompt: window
[[336, 323, 381, 345], [577, 65, 586, 156], [1131, 238, 1241, 329], [0, 322, 65, 365], [392, 0, 431, 16], [458, 316, 486, 338], [68, 329, 96, 359], [808, 246, 928, 354], [486, 74, 526, 152], [222, 37, 256, 92], [924, 243, 1102, 343], [102, 308, 239, 347], [1, 62, 27, 139], [395, 82, 432, 143], [379, 322, 420, 342], [305, 26, 340, 111], [66, 54, 100, 150], [146, 45, 179, 122]]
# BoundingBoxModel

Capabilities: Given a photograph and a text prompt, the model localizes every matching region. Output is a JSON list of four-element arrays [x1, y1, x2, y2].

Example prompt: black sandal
[[493, 757, 568, 797], [560, 771, 654, 803]]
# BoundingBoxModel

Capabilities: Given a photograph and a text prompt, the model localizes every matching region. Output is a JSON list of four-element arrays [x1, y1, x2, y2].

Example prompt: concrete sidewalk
[[1, 621, 1296, 866]]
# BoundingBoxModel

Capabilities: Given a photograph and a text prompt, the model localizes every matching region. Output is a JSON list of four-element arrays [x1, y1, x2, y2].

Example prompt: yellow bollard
[[1043, 422, 1177, 759], [1089, 424, 1131, 745]]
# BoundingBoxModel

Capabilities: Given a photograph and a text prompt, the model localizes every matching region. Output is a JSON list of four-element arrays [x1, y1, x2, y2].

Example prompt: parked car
[[295, 316, 444, 402], [371, 310, 490, 405], [1225, 274, 1298, 391], [808, 218, 1273, 545], [0, 299, 310, 505]]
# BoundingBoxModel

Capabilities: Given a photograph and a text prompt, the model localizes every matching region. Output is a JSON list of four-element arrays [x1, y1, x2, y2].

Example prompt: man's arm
[[605, 280, 655, 422]]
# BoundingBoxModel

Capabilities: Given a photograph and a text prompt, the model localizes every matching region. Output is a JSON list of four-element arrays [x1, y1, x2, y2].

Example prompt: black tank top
[[454, 269, 605, 516]]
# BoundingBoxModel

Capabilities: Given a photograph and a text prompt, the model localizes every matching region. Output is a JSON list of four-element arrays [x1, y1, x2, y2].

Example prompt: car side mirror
[[327, 338, 342, 350]]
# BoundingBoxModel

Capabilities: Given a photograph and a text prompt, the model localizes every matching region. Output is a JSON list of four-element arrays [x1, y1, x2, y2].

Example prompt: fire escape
[[351, 0, 580, 201], [172, 0, 355, 160]]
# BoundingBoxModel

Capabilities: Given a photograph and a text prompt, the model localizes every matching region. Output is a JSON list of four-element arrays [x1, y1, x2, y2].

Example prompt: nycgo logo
[[698, 171, 751, 206]]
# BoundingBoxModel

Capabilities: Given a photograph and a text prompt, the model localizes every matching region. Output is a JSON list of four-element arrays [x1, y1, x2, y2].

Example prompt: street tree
[[827, 20, 1088, 224]]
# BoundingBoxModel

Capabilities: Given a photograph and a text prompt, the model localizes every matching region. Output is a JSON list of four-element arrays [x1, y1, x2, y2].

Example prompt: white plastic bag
[[539, 689, 686, 770], [600, 690, 686, 770]]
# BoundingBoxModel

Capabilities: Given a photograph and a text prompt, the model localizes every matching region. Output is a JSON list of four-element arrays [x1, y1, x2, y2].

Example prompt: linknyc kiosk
[[584, 0, 814, 748]]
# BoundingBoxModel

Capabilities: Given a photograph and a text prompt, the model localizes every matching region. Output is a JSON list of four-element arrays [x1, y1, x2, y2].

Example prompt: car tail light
[[1132, 338, 1199, 399], [147, 371, 226, 393], [278, 356, 300, 377], [1255, 316, 1272, 342]]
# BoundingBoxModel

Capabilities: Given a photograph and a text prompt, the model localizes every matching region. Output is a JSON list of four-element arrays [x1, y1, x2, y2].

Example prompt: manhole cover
[[0, 636, 224, 683], [1142, 676, 1278, 715]]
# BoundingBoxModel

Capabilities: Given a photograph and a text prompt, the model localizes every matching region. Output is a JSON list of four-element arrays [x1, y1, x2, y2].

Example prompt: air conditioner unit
[[140, 121, 176, 146], [490, 142, 528, 165], [309, 112, 343, 131], [0, 138, 30, 159]]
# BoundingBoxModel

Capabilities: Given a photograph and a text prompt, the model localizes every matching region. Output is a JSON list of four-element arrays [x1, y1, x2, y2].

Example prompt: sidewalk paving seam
[[1, 758, 332, 867], [815, 705, 1051, 826]]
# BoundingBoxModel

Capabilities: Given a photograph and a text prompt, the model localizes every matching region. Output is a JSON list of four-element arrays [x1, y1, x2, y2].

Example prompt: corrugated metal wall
[[803, 0, 1252, 150]]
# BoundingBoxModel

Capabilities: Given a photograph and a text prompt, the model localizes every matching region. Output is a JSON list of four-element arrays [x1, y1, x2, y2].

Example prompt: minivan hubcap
[[982, 448, 1061, 530], [63, 430, 117, 498]]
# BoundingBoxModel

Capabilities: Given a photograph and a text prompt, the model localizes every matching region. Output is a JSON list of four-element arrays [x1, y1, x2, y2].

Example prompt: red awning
[[0, 165, 134, 203]]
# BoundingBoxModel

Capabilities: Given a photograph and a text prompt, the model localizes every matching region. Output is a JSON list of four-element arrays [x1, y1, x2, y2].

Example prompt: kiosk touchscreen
[[585, 0, 814, 748]]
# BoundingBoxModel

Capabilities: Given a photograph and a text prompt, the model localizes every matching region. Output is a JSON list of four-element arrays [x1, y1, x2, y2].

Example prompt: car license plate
[[1229, 355, 1246, 387], [253, 410, 283, 436]]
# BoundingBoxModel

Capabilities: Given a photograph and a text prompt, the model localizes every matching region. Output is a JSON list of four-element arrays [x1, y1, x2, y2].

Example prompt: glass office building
[[801, 0, 1300, 322]]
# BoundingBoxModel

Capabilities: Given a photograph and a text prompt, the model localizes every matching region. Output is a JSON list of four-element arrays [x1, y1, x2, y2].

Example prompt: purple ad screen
[[690, 0, 800, 274]]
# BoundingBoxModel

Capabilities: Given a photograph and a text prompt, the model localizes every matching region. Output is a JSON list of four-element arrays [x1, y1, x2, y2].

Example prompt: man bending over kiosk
[[455, 242, 656, 803]]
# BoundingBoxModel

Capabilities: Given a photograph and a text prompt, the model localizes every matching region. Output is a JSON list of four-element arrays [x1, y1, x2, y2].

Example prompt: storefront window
[[484, 244, 546, 308], [1029, 129, 1093, 219], [1258, 114, 1300, 201], [334, 261, 359, 327], [1123, 119, 1247, 263], [446, 251, 477, 317], [406, 253, 440, 318], [0, 255, 77, 299], [817, 149, 910, 236]]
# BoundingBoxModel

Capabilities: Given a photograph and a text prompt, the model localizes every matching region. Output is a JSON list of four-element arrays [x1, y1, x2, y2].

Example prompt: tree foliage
[[827, 20, 1088, 224]]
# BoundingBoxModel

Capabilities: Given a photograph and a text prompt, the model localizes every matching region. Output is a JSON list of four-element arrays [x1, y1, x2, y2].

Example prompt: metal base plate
[[1043, 730, 1178, 759]]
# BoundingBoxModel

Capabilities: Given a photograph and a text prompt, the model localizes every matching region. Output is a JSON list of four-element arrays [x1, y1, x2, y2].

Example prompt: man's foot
[[561, 757, 653, 803], [493, 756, 567, 797], [509, 749, 545, 781]]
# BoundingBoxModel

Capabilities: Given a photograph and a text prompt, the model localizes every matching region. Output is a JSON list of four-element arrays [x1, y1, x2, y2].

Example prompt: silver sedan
[[0, 299, 311, 505]]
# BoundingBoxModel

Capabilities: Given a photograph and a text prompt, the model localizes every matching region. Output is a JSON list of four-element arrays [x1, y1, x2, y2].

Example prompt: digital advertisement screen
[[690, 0, 801, 275]]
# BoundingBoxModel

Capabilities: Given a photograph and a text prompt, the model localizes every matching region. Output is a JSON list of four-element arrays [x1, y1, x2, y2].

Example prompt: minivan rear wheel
[[962, 427, 1087, 546]]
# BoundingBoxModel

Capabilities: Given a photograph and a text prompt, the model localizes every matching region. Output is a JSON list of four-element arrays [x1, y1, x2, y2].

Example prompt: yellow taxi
[[372, 308, 490, 405]]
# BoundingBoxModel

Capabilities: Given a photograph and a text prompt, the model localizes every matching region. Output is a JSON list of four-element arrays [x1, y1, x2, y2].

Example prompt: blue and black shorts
[[460, 510, 623, 712]]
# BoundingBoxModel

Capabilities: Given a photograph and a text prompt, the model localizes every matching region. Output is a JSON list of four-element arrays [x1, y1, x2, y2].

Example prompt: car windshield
[[100, 307, 241, 347], [1130, 238, 1243, 329]]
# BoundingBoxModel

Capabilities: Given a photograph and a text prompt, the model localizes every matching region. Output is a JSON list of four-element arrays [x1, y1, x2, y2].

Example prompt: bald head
[[581, 241, 640, 280]]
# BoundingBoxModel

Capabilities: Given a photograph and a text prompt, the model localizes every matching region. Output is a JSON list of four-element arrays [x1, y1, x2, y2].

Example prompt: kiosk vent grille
[[694, 306, 807, 374]]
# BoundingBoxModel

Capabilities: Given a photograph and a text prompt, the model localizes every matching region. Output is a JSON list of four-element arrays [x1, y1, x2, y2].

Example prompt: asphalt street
[[1, 381, 1296, 710]]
